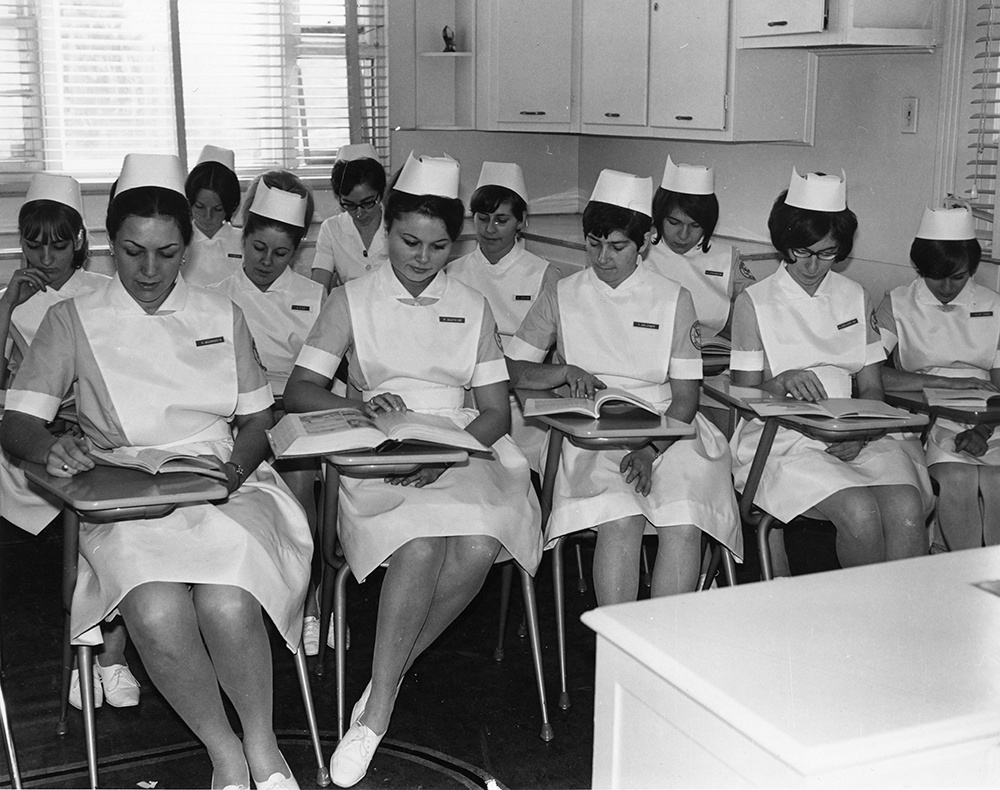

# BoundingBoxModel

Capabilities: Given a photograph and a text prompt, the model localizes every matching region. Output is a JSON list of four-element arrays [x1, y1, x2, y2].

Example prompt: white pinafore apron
[[335, 273, 543, 582], [547, 268, 741, 557], [449, 241, 551, 471], [64, 283, 311, 647], [645, 242, 732, 337], [893, 279, 1000, 466], [732, 269, 932, 522]]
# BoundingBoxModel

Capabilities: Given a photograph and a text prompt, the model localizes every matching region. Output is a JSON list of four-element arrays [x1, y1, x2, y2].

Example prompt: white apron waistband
[[365, 386, 466, 411], [599, 376, 671, 405]]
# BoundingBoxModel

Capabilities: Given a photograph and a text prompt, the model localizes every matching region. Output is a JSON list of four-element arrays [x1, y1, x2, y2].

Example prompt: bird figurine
[[442, 25, 456, 52]]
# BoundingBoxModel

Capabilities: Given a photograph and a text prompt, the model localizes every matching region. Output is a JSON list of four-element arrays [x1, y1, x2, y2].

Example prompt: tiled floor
[[0, 517, 840, 789]]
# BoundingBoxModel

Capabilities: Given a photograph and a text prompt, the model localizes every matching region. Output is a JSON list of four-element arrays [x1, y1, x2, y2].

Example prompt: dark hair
[[19, 199, 89, 269], [184, 161, 242, 222], [470, 185, 527, 222], [910, 237, 982, 279], [331, 157, 386, 200], [582, 201, 651, 249], [106, 183, 193, 246], [651, 188, 719, 252], [242, 171, 315, 249], [767, 189, 858, 263]]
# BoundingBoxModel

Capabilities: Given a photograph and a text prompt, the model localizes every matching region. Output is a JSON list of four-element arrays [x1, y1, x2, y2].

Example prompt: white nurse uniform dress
[[505, 265, 743, 557], [0, 268, 111, 534], [185, 222, 243, 287], [294, 263, 543, 582], [644, 240, 746, 338], [210, 266, 325, 397], [730, 266, 932, 523], [448, 238, 562, 471], [6, 275, 313, 646], [312, 212, 389, 284], [877, 277, 1000, 467]]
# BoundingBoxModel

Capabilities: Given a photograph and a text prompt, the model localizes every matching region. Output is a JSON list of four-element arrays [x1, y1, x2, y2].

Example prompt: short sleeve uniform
[[878, 277, 1000, 467], [644, 239, 744, 338], [210, 266, 325, 397], [0, 268, 111, 534], [295, 264, 542, 581], [184, 222, 244, 287], [312, 212, 389, 283], [448, 239, 562, 471], [5, 275, 312, 646], [506, 265, 742, 557], [729, 265, 932, 522]]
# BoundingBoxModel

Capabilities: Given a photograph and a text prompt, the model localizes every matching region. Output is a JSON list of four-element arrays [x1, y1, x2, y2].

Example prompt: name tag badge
[[514, 295, 532, 301], [196, 336, 225, 347], [704, 270, 724, 277], [971, 311, 994, 318], [837, 318, 859, 330], [633, 321, 660, 330], [291, 305, 311, 311], [227, 253, 242, 259], [439, 316, 466, 324]]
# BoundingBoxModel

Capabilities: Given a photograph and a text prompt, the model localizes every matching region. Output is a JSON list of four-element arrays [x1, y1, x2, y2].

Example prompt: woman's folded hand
[[562, 365, 606, 399], [620, 446, 655, 497], [46, 434, 94, 477]]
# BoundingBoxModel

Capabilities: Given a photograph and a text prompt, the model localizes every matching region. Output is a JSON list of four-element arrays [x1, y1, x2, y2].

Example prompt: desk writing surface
[[582, 549, 1000, 774], [885, 389, 1000, 425]]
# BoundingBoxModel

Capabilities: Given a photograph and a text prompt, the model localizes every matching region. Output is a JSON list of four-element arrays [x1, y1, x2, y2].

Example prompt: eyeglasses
[[789, 247, 838, 262], [340, 197, 380, 212]]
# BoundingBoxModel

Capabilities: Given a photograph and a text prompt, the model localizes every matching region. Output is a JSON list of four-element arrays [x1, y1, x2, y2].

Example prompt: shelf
[[419, 51, 473, 57]]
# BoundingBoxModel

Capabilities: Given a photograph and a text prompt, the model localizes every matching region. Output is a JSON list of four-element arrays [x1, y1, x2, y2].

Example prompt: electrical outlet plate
[[902, 97, 918, 134]]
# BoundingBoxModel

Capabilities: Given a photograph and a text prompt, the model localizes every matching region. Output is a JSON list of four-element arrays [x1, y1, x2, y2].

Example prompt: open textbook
[[523, 388, 660, 419], [922, 387, 1000, 409], [746, 397, 911, 421], [89, 446, 229, 480], [267, 407, 490, 458]]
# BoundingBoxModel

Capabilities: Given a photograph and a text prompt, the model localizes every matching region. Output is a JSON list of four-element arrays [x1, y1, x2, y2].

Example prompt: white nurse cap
[[249, 179, 308, 228], [196, 145, 236, 171], [589, 169, 652, 218], [117, 153, 186, 198], [336, 143, 380, 164], [915, 206, 976, 241], [660, 155, 714, 195], [476, 161, 528, 203], [394, 152, 460, 199], [25, 173, 84, 215], [785, 167, 847, 212]]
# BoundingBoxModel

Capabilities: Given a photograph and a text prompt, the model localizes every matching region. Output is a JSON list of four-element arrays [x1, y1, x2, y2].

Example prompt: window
[[0, 0, 387, 177]]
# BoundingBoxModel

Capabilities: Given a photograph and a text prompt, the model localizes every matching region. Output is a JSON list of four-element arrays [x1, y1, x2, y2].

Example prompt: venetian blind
[[967, 0, 1000, 260], [0, 0, 388, 177]]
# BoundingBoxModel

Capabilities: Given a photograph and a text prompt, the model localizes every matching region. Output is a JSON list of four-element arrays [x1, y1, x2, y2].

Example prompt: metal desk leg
[[0, 674, 22, 788]]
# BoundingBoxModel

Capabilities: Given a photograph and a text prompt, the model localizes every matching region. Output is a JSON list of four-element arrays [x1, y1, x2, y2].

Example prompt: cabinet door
[[496, 0, 574, 124], [581, 0, 648, 126], [648, 0, 729, 131], [737, 0, 826, 38]]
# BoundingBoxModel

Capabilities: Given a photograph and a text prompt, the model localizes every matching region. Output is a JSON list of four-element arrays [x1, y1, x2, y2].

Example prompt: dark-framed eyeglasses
[[789, 247, 838, 262], [340, 197, 380, 212]]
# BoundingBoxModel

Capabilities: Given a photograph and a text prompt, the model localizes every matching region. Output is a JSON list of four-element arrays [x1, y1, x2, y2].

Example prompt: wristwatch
[[225, 461, 245, 486]]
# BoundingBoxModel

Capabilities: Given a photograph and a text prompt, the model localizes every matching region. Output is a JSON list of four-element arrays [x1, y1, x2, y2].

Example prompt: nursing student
[[448, 161, 561, 471], [507, 169, 741, 602], [0, 154, 312, 790], [0, 173, 137, 710], [730, 169, 931, 575], [184, 145, 244, 287], [209, 171, 326, 654], [311, 143, 389, 291], [877, 206, 1000, 551], [645, 157, 753, 340], [284, 152, 542, 787]]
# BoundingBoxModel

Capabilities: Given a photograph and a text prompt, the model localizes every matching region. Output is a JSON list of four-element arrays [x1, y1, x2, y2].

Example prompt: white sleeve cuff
[[295, 344, 342, 380], [994, 349, 1000, 369], [471, 358, 509, 388], [236, 385, 274, 416], [669, 356, 703, 380], [865, 340, 887, 366], [730, 349, 764, 372], [6, 390, 61, 422], [504, 336, 548, 363]]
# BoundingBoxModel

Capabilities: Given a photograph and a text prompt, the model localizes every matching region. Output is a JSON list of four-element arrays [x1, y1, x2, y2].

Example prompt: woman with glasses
[[730, 170, 931, 575], [311, 143, 389, 291]]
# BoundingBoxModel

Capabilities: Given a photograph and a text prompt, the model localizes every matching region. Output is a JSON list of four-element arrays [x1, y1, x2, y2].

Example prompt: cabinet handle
[[675, 115, 693, 121], [519, 111, 547, 116], [604, 112, 621, 118], [766, 20, 788, 27]]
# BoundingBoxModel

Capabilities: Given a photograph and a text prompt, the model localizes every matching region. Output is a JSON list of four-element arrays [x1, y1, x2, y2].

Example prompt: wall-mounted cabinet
[[737, 0, 938, 49], [581, 0, 648, 127]]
